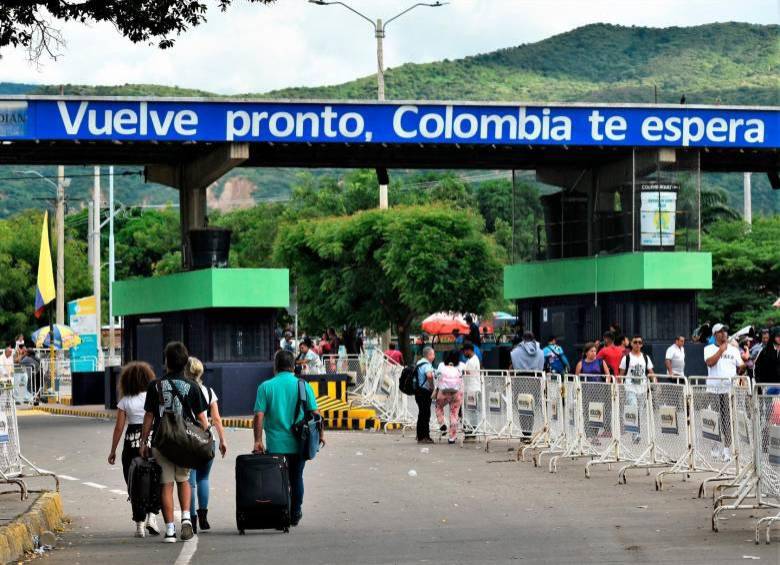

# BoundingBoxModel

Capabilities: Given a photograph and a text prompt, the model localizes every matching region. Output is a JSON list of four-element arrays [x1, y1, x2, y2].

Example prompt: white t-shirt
[[117, 392, 147, 425], [463, 355, 481, 393], [199, 384, 218, 406], [0, 354, 13, 378], [665, 345, 686, 376], [704, 344, 743, 393], [620, 352, 653, 394]]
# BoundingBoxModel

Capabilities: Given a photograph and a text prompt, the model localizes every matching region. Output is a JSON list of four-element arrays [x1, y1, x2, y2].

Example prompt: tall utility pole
[[108, 166, 116, 363], [309, 0, 446, 210], [743, 172, 752, 225], [55, 166, 65, 326], [92, 167, 102, 366]]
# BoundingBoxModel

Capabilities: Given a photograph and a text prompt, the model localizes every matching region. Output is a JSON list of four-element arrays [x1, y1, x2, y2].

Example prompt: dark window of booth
[[211, 321, 272, 361]]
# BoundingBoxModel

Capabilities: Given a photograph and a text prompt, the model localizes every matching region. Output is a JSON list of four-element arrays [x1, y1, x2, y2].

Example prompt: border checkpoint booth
[[110, 266, 290, 416]]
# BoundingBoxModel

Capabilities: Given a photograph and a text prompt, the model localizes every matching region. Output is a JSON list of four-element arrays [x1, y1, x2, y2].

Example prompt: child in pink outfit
[[434, 350, 464, 444]]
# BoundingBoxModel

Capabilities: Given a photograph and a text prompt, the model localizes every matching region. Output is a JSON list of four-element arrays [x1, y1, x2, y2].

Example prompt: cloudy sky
[[0, 0, 775, 94]]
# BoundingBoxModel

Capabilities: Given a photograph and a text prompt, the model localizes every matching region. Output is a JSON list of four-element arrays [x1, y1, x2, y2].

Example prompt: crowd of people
[[0, 335, 40, 382], [107, 341, 322, 542], [408, 322, 779, 448], [507, 324, 780, 384]]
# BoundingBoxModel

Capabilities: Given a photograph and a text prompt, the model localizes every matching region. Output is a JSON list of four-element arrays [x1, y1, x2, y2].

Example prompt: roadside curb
[[221, 417, 252, 429], [33, 406, 115, 419], [31, 405, 403, 431], [0, 492, 65, 564]]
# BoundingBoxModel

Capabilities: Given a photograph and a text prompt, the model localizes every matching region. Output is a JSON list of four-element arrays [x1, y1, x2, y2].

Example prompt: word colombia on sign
[[2, 98, 777, 149]]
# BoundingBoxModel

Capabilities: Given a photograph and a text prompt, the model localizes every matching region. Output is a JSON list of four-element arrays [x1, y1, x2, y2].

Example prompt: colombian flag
[[34, 211, 56, 318]]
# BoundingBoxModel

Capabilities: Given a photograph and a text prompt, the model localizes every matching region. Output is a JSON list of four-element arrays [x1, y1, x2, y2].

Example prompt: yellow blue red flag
[[34, 211, 56, 318]]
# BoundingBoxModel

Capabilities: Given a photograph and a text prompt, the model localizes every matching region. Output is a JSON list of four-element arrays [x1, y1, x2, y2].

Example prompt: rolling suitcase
[[235, 453, 291, 534], [127, 456, 162, 514]]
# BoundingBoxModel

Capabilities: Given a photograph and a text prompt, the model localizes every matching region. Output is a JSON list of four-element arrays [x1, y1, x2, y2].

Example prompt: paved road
[[16, 412, 780, 564]]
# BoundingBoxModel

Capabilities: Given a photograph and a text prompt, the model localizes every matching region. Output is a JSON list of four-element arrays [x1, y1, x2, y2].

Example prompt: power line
[[0, 170, 143, 182]]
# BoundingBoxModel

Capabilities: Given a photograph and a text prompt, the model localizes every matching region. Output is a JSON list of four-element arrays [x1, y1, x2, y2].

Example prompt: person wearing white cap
[[704, 323, 747, 461]]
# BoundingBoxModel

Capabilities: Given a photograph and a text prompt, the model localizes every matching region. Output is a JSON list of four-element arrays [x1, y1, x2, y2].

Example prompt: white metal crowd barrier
[[321, 354, 366, 388], [356, 355, 780, 542], [0, 385, 59, 499]]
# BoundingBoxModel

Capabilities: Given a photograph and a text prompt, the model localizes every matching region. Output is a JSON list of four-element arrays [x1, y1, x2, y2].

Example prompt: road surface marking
[[57, 475, 79, 481], [82, 482, 107, 489], [110, 489, 127, 495], [174, 534, 198, 565]]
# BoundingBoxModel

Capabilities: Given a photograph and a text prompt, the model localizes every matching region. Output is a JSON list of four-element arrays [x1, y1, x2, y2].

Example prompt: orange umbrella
[[421, 312, 469, 336]]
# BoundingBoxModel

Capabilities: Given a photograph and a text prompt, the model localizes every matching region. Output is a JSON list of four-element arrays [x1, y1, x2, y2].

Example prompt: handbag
[[151, 378, 214, 469], [291, 379, 322, 462]]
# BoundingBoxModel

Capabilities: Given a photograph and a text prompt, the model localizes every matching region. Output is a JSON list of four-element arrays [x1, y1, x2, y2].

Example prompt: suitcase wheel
[[239, 529, 245, 535]]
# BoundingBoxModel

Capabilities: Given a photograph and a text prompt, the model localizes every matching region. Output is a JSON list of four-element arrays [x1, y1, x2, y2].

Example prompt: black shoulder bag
[[151, 379, 214, 469], [291, 379, 322, 462]]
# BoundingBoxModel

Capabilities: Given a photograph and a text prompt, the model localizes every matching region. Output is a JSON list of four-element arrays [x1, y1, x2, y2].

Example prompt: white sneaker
[[145, 513, 160, 536], [135, 522, 146, 538], [162, 530, 177, 543]]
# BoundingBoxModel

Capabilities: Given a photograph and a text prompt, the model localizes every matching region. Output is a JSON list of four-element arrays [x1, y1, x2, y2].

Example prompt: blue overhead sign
[[0, 98, 777, 149]]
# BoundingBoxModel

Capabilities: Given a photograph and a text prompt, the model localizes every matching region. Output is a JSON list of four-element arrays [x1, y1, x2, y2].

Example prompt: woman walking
[[434, 350, 464, 444], [185, 357, 227, 533], [108, 361, 159, 538], [575, 342, 610, 382]]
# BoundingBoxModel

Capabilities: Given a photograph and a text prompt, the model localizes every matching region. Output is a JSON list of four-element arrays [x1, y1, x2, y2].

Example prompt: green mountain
[[266, 22, 779, 105], [0, 22, 777, 217]]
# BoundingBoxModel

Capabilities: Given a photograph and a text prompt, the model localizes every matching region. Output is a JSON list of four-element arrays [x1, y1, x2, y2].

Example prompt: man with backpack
[[253, 350, 323, 526], [140, 342, 209, 543], [618, 335, 655, 443], [543, 335, 570, 375], [414, 347, 436, 444]]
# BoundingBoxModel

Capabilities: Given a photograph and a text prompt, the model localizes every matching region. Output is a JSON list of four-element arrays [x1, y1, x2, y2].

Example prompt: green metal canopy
[[504, 252, 712, 301], [113, 268, 289, 316]]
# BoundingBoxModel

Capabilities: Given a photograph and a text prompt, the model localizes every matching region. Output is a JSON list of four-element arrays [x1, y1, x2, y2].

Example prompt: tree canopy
[[698, 216, 780, 329], [274, 206, 503, 361], [0, 0, 275, 61]]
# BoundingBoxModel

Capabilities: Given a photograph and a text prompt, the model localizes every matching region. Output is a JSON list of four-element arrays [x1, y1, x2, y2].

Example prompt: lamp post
[[309, 1, 446, 101], [309, 0, 446, 210]]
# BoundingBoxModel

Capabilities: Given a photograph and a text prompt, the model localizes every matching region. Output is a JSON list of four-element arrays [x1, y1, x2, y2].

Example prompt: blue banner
[[0, 98, 777, 149]]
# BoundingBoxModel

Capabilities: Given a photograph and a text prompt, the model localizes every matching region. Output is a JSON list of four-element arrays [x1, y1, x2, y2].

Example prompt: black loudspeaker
[[188, 228, 232, 270]]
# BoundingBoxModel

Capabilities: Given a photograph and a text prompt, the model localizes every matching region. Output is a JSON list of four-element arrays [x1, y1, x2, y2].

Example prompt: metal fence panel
[[753, 384, 780, 542]]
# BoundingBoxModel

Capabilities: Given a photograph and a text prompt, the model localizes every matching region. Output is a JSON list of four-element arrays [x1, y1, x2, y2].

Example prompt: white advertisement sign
[[639, 182, 678, 247]]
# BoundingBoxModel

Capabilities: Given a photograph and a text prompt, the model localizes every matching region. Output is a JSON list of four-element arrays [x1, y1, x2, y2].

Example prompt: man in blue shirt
[[415, 346, 436, 444], [253, 350, 324, 526]]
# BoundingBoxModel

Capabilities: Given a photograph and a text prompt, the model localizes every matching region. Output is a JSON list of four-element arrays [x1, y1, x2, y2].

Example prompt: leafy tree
[[0, 1, 275, 61], [0, 210, 91, 340], [113, 207, 180, 278], [698, 216, 780, 328], [274, 206, 503, 361], [212, 203, 286, 267], [474, 178, 543, 261]]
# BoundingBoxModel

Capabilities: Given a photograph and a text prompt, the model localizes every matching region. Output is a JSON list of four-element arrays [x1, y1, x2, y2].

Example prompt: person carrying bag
[[292, 379, 324, 461], [152, 378, 215, 469], [140, 342, 210, 544]]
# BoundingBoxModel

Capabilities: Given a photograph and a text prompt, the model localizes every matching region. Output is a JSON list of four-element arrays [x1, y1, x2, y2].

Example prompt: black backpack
[[622, 352, 650, 377], [399, 365, 418, 396]]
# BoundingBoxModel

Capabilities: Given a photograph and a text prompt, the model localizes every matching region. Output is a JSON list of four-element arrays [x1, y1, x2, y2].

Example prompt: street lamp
[[308, 1, 447, 101], [309, 1, 446, 210]]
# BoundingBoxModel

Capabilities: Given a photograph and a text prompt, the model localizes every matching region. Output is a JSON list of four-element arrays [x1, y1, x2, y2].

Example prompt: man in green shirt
[[253, 350, 324, 526]]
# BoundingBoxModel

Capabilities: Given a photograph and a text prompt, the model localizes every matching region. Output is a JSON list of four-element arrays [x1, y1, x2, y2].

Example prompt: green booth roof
[[504, 252, 712, 301], [113, 268, 289, 316]]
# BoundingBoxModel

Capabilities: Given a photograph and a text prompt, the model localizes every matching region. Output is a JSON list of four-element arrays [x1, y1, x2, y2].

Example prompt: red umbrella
[[421, 312, 469, 336]]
